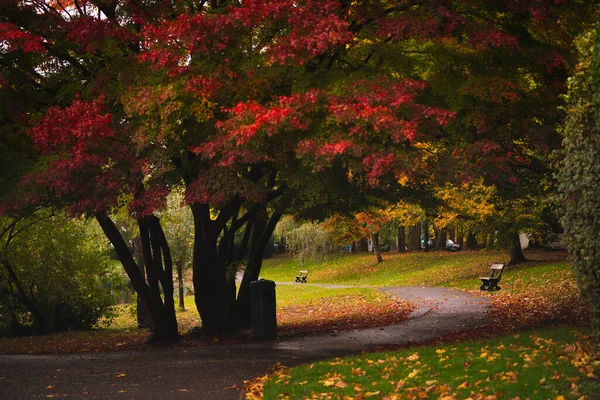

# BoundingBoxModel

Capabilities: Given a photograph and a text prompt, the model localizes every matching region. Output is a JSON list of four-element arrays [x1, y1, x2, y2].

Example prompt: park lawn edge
[[255, 326, 600, 400]]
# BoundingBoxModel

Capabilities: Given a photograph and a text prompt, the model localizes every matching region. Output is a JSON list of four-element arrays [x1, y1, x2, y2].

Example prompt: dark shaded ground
[[0, 286, 490, 400]]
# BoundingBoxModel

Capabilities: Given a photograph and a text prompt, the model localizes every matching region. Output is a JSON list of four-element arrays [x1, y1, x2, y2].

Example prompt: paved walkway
[[0, 286, 490, 400]]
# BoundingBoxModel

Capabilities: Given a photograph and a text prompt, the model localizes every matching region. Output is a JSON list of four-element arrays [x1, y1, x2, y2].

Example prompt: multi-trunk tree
[[1, 0, 596, 339]]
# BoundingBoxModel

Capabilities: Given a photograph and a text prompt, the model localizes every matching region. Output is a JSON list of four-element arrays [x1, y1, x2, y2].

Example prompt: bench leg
[[480, 279, 490, 291]]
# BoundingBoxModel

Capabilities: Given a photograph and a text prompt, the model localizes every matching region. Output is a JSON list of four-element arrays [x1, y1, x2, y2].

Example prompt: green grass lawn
[[260, 250, 569, 290], [261, 327, 600, 400]]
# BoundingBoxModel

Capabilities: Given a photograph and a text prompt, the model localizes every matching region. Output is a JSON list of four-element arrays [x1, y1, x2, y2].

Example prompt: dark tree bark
[[422, 220, 430, 252], [96, 212, 178, 342], [457, 228, 464, 249], [465, 231, 478, 249], [237, 199, 288, 329], [407, 224, 420, 251], [372, 231, 383, 263], [191, 203, 232, 335], [176, 263, 185, 311], [396, 225, 405, 252], [448, 227, 455, 242], [132, 236, 152, 329], [436, 228, 447, 250], [357, 238, 369, 252], [509, 233, 527, 265], [138, 216, 178, 341]]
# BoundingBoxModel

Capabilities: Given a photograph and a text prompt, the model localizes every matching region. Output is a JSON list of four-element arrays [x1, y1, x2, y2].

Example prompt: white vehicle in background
[[445, 239, 461, 252]]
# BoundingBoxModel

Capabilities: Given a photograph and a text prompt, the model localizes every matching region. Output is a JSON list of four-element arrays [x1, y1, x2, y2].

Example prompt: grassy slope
[[260, 250, 571, 289], [262, 327, 599, 400]]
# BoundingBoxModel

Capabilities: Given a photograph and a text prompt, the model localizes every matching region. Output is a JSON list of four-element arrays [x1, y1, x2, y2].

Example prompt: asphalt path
[[0, 286, 490, 400]]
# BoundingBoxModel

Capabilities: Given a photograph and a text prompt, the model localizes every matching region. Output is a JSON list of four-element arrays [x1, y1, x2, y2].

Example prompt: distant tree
[[324, 212, 388, 263], [284, 221, 335, 267], [556, 28, 600, 340], [159, 192, 193, 311]]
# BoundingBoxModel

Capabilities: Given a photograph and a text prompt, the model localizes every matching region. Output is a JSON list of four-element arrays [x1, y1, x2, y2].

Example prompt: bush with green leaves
[[556, 28, 600, 340], [0, 211, 120, 336]]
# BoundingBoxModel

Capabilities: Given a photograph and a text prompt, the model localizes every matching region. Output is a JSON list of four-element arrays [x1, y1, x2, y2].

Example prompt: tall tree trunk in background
[[132, 236, 152, 329], [436, 229, 447, 250], [457, 228, 464, 249], [422, 220, 430, 252], [407, 224, 420, 251], [509, 233, 527, 265], [396, 225, 405, 252], [176, 263, 185, 311], [372, 231, 383, 263], [465, 231, 478, 249], [357, 238, 369, 252]]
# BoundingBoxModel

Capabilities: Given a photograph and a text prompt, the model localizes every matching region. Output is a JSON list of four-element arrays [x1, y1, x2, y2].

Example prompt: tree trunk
[[457, 228, 464, 249], [396, 225, 405, 252], [407, 224, 420, 251], [138, 216, 179, 341], [236, 201, 287, 329], [132, 236, 152, 329], [177, 263, 185, 311], [465, 231, 478, 249], [372, 231, 383, 263], [96, 212, 178, 342], [357, 238, 368, 252], [436, 229, 447, 250], [509, 233, 527, 265], [191, 201, 240, 335], [422, 220, 430, 252]]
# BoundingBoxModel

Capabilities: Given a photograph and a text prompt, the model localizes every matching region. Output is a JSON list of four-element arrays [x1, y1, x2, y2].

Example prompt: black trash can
[[249, 279, 277, 338]]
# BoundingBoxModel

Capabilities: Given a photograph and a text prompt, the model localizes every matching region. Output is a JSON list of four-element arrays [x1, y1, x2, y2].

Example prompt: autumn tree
[[2, 0, 597, 338], [324, 212, 389, 263]]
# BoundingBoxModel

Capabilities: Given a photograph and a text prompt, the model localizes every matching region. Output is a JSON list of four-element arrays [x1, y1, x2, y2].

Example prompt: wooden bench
[[480, 263, 505, 291], [295, 270, 309, 283]]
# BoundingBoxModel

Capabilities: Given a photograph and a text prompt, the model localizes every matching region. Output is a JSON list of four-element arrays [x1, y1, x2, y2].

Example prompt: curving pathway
[[0, 286, 490, 400]]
